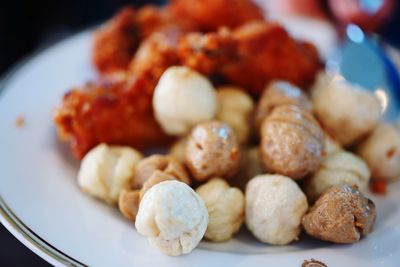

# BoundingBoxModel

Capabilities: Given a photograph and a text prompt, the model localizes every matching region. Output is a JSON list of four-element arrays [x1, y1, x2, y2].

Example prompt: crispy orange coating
[[168, 0, 264, 31], [54, 78, 172, 159], [179, 21, 321, 94], [128, 27, 182, 84], [92, 5, 195, 75]]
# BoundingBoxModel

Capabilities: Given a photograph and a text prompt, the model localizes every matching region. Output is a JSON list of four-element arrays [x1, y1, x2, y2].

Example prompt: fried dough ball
[[153, 66, 218, 135], [302, 185, 376, 244], [118, 189, 141, 222], [169, 137, 188, 163], [77, 143, 143, 204], [196, 178, 244, 242], [260, 105, 324, 180], [230, 146, 265, 190], [168, 0, 264, 31], [324, 133, 342, 155], [135, 180, 208, 256], [186, 121, 241, 181], [254, 81, 312, 133], [304, 151, 370, 201], [312, 73, 381, 146], [133, 154, 190, 190], [357, 123, 400, 182], [216, 86, 255, 144], [139, 170, 177, 199], [246, 174, 308, 245]]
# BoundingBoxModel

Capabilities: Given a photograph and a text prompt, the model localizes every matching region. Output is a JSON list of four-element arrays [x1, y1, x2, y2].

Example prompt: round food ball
[[255, 81, 312, 133], [153, 66, 217, 135], [245, 174, 308, 245], [186, 121, 241, 181], [304, 151, 370, 201], [135, 180, 208, 256], [77, 143, 143, 204], [357, 123, 400, 182], [302, 185, 376, 244], [260, 105, 325, 179], [133, 154, 190, 189], [216, 86, 254, 144], [312, 73, 381, 146], [196, 178, 244, 242]]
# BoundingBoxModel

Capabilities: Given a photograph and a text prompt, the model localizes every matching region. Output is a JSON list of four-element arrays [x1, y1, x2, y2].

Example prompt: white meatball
[[196, 178, 244, 242], [135, 180, 208, 256], [216, 86, 254, 144], [357, 123, 400, 182], [245, 174, 308, 245], [77, 144, 143, 204], [153, 66, 217, 135], [312, 73, 381, 146], [304, 151, 370, 201]]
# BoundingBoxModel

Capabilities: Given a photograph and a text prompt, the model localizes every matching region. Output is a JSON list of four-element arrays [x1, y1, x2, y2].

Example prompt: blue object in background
[[330, 24, 400, 122]]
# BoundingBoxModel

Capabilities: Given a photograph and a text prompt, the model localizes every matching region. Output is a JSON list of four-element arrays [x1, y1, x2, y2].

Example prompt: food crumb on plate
[[15, 115, 25, 128]]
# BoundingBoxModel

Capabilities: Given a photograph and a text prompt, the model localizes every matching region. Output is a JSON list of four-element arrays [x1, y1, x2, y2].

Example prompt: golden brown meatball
[[186, 121, 241, 181], [312, 73, 381, 146], [254, 81, 312, 133], [133, 154, 190, 189], [118, 189, 141, 222], [260, 105, 324, 179], [357, 123, 400, 182], [302, 185, 376, 244]]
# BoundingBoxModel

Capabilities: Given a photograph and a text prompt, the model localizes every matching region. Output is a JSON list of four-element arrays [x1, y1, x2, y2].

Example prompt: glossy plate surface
[[1, 30, 400, 267]]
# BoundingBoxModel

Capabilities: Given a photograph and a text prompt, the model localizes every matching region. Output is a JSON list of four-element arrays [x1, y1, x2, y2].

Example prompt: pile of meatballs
[[77, 66, 400, 256]]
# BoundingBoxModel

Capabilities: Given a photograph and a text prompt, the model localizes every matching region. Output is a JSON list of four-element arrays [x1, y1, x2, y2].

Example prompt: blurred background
[[0, 0, 399, 265]]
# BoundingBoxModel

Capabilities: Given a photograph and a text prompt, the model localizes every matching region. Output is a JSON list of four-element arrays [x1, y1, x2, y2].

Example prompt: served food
[[52, 0, 399, 257]]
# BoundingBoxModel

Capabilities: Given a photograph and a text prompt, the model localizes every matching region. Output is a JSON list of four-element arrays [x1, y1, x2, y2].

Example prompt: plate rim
[[0, 35, 88, 267]]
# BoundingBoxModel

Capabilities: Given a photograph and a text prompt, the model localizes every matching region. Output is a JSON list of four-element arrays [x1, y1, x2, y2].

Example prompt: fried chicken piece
[[167, 0, 264, 31], [179, 21, 321, 95], [92, 5, 195, 76], [54, 78, 172, 159], [128, 27, 182, 84]]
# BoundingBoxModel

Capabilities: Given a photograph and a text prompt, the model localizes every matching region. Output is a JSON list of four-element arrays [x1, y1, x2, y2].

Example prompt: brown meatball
[[133, 154, 190, 189], [118, 189, 141, 222], [260, 105, 324, 179], [186, 121, 241, 181], [255, 81, 312, 133], [302, 185, 376, 244], [139, 170, 177, 199]]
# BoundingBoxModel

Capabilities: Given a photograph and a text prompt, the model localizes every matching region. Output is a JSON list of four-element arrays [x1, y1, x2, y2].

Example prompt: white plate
[[1, 30, 400, 267]]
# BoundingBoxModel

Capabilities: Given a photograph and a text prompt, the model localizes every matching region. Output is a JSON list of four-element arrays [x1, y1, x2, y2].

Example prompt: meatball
[[135, 180, 208, 256], [312, 73, 381, 146], [357, 123, 400, 182], [216, 86, 255, 144], [255, 81, 312, 133], [230, 146, 265, 190], [304, 151, 370, 201], [186, 121, 241, 181], [246, 174, 308, 245], [196, 178, 244, 242], [77, 143, 143, 204], [260, 105, 325, 179], [133, 154, 190, 189], [302, 185, 376, 244], [153, 66, 217, 135]]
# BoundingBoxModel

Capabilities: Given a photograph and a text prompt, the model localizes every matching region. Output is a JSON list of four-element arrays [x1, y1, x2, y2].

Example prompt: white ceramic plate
[[1, 30, 400, 267]]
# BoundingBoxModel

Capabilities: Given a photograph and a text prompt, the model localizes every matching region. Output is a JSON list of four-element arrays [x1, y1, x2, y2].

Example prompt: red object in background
[[370, 180, 388, 195], [328, 0, 395, 31]]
